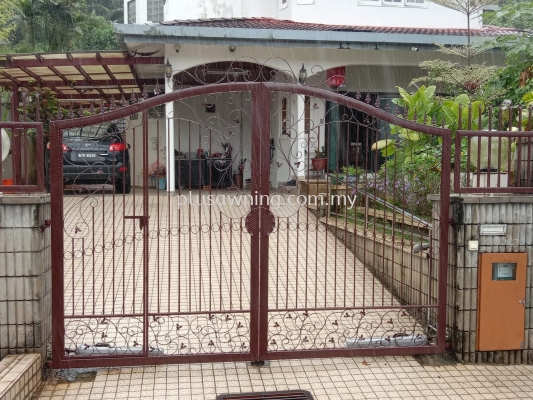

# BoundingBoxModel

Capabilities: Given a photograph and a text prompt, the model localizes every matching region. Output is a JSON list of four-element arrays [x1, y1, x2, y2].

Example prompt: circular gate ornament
[[245, 207, 276, 236]]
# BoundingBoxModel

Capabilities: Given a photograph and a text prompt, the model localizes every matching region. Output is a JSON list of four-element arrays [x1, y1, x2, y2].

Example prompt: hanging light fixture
[[165, 59, 173, 81], [299, 63, 307, 85]]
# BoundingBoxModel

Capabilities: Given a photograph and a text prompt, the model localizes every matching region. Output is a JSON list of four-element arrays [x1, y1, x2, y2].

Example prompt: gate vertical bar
[[142, 109, 150, 357], [50, 122, 65, 367], [258, 83, 271, 360], [249, 85, 262, 360], [250, 84, 270, 361], [438, 132, 451, 351]]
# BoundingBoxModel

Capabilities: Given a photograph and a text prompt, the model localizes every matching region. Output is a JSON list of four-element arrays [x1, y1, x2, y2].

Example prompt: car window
[[62, 124, 118, 139]]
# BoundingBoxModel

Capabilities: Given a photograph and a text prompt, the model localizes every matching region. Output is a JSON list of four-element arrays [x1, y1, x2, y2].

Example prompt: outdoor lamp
[[165, 59, 173, 81], [299, 63, 307, 85]]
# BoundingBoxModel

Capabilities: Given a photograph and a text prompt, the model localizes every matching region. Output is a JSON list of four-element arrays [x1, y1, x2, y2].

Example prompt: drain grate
[[216, 390, 314, 400]]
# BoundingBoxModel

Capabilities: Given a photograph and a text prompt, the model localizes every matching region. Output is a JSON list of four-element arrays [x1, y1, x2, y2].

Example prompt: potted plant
[[342, 165, 363, 185], [311, 146, 328, 172], [469, 135, 516, 188], [148, 161, 167, 190]]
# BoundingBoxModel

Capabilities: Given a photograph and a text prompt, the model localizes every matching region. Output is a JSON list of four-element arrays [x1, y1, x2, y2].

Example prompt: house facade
[[116, 0, 507, 190]]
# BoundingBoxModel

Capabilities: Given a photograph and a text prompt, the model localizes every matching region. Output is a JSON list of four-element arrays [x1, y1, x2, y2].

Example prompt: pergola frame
[[0, 51, 164, 103]]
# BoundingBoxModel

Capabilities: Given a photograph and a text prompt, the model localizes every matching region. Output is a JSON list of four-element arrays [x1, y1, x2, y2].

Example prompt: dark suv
[[45, 123, 131, 193]]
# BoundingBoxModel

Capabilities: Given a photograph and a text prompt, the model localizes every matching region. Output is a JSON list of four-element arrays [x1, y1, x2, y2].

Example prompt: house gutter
[[114, 23, 496, 50]]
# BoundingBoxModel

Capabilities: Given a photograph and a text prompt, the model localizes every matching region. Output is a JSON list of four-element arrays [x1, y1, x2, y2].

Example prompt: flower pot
[[345, 175, 357, 185], [311, 158, 327, 171], [2, 179, 14, 194], [472, 172, 508, 188], [234, 173, 243, 189], [450, 172, 509, 189]]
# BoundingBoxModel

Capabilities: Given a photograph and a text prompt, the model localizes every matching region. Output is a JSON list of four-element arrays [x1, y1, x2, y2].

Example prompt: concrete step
[[0, 354, 41, 400]]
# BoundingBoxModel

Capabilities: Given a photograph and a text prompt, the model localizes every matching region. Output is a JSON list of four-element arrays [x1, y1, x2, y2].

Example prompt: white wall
[[123, 114, 167, 188], [130, 0, 477, 29], [242, 0, 278, 18], [124, 0, 483, 29], [270, 92, 326, 184], [164, 0, 277, 21], [278, 0, 480, 29], [163, 44, 503, 80]]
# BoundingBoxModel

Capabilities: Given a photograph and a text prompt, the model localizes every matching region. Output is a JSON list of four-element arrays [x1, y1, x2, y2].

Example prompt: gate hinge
[[40, 219, 51, 233]]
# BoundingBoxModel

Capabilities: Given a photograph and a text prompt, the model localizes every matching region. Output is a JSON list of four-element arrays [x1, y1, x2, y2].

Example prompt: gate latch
[[40, 219, 51, 233], [124, 215, 149, 230]]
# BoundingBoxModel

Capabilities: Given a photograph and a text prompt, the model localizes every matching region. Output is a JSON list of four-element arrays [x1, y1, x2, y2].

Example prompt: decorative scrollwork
[[65, 317, 144, 355], [268, 308, 431, 351], [148, 313, 250, 355]]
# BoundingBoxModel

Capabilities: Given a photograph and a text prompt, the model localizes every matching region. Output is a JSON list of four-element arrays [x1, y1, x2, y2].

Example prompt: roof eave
[[114, 23, 494, 48]]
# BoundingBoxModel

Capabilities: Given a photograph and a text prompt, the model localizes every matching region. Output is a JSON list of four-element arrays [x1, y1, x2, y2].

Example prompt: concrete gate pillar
[[431, 194, 533, 364], [0, 194, 51, 364]]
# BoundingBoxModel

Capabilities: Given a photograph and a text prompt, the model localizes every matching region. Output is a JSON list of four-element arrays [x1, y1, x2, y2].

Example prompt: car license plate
[[78, 153, 96, 158]]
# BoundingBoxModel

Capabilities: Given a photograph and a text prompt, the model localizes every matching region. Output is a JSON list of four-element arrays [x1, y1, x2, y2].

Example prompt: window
[[280, 0, 288, 10], [492, 263, 517, 281], [383, 0, 403, 5], [359, 0, 426, 6], [147, 0, 164, 22], [127, 0, 136, 24]]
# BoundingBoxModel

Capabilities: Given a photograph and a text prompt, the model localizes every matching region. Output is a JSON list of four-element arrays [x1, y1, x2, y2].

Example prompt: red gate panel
[[50, 80, 450, 368]]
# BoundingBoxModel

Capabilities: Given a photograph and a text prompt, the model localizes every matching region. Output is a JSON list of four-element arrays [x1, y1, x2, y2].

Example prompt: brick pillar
[[0, 194, 51, 363]]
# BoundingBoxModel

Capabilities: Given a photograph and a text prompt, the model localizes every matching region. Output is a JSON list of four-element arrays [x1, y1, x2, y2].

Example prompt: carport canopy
[[0, 50, 165, 104]]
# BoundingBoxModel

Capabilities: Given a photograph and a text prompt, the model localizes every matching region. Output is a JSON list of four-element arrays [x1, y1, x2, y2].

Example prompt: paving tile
[[41, 358, 533, 400]]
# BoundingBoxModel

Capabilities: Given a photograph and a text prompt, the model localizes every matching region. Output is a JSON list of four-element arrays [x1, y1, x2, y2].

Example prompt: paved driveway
[[61, 188, 425, 356]]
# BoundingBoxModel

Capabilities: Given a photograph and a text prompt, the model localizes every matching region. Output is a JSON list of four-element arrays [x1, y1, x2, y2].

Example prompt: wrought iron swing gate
[[50, 82, 451, 368]]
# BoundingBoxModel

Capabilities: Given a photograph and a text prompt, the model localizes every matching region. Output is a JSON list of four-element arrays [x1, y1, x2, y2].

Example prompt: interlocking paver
[[37, 356, 533, 400]]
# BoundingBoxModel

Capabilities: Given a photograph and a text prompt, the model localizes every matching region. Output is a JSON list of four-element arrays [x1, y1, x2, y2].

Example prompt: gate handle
[[124, 215, 149, 230]]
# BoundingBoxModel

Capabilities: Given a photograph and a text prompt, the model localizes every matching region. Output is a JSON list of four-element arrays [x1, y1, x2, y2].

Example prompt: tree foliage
[[431, 0, 495, 17], [483, 0, 533, 30], [410, 44, 504, 102], [411, 2, 504, 102], [86, 0, 123, 22], [4, 0, 121, 52], [76, 14, 120, 51], [430, 0, 496, 51], [0, 0, 17, 45], [481, 1, 533, 105]]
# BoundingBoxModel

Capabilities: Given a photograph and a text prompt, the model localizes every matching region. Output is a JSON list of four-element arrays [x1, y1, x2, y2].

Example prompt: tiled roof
[[157, 17, 519, 37]]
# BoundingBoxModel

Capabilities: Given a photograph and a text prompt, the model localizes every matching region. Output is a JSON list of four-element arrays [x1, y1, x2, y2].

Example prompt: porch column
[[327, 101, 340, 172], [295, 94, 306, 178], [10, 85, 21, 185], [165, 90, 175, 192]]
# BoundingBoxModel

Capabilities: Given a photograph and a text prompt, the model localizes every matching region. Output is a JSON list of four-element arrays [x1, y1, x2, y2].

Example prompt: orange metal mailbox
[[477, 253, 527, 351]]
